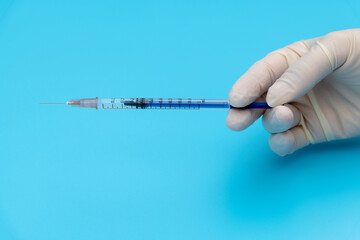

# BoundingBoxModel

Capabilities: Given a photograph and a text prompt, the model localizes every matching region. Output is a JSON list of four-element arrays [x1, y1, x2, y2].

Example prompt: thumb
[[266, 31, 352, 107]]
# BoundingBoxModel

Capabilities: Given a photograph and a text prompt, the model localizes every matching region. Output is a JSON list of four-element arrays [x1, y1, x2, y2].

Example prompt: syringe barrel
[[100, 98, 230, 110], [66, 98, 271, 110]]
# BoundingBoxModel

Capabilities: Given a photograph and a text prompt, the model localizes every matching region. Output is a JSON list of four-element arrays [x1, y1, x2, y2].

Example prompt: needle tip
[[40, 102, 66, 104]]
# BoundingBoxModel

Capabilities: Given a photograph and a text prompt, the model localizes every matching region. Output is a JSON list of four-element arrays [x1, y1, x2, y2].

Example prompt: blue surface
[[1, 0, 360, 239]]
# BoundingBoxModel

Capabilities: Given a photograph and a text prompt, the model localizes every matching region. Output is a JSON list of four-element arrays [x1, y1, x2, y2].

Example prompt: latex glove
[[226, 29, 360, 156]]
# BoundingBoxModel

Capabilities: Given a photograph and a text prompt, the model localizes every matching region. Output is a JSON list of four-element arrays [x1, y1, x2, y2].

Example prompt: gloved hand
[[226, 29, 360, 156]]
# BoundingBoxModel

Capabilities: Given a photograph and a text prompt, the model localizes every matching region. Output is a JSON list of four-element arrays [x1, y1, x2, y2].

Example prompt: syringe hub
[[66, 97, 98, 109], [66, 100, 81, 106]]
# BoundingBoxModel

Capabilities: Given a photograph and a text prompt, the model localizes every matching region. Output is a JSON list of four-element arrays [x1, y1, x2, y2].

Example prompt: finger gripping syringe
[[41, 98, 271, 110]]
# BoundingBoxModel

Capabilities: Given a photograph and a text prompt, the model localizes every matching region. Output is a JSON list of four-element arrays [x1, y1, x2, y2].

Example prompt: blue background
[[1, 0, 360, 239]]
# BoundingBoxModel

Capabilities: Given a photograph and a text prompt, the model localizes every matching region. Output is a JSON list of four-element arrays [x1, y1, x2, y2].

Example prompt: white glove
[[226, 29, 360, 156]]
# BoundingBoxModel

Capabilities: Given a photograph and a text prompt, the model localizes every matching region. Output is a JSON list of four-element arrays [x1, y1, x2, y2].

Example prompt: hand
[[226, 29, 360, 156]]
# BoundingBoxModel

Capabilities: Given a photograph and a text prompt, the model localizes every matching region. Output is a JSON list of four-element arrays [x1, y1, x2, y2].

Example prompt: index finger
[[228, 41, 310, 108]]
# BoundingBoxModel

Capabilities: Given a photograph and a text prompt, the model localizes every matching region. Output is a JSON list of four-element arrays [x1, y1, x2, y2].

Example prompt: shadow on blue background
[[227, 137, 360, 219]]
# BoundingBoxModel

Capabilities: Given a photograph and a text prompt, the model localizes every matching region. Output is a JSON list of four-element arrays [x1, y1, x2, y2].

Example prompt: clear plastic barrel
[[99, 98, 229, 110], [65, 98, 270, 110]]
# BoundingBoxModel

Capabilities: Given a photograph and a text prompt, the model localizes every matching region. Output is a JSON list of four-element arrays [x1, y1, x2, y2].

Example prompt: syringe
[[41, 98, 271, 110]]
